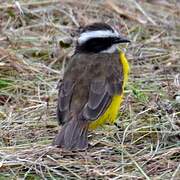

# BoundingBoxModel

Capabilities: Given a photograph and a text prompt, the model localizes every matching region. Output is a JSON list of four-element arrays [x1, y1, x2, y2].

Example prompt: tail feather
[[53, 119, 89, 150]]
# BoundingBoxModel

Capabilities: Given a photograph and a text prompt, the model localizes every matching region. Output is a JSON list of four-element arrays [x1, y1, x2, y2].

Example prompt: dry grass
[[0, 0, 180, 179]]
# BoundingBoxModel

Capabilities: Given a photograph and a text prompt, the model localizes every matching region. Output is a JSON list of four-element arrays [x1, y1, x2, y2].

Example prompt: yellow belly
[[89, 51, 129, 130]]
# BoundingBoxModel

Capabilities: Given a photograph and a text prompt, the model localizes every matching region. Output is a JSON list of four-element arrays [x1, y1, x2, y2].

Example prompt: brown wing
[[81, 63, 123, 120], [57, 79, 74, 124], [81, 79, 112, 120], [57, 52, 123, 123]]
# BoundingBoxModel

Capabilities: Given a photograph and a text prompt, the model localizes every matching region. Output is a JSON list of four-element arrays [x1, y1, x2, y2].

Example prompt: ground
[[0, 0, 180, 179]]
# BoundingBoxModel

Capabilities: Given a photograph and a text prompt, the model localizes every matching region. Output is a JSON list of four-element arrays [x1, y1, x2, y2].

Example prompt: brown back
[[57, 52, 124, 124]]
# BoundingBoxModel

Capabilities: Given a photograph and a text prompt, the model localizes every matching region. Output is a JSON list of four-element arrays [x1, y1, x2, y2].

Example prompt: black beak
[[113, 36, 131, 44]]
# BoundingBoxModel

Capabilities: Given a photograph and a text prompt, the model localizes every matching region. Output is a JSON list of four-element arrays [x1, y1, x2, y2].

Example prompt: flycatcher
[[53, 22, 130, 150]]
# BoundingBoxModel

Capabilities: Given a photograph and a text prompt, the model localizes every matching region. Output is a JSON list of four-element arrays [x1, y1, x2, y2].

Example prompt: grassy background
[[0, 0, 180, 179]]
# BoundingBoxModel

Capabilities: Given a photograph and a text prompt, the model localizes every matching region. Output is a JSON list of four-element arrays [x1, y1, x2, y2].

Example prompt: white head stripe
[[78, 30, 119, 44]]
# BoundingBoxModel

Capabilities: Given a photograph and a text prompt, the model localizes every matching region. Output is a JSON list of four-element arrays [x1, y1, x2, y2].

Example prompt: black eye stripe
[[83, 37, 119, 45], [76, 37, 116, 53]]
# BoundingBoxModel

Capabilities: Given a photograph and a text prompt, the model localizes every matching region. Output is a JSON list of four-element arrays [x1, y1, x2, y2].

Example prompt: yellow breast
[[89, 51, 129, 129]]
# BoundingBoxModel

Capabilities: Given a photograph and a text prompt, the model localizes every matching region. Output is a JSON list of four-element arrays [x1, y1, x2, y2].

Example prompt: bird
[[53, 22, 130, 150]]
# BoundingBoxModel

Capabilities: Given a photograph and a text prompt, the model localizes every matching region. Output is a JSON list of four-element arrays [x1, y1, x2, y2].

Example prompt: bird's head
[[75, 22, 130, 53]]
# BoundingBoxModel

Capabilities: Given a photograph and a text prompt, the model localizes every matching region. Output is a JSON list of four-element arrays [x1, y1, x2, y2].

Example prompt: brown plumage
[[53, 52, 124, 150]]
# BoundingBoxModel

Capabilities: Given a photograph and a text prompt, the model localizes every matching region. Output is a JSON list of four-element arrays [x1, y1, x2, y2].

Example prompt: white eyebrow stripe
[[78, 30, 119, 44]]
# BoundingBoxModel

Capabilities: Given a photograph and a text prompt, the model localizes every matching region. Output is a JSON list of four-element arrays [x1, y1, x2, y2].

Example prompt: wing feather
[[57, 80, 74, 124], [82, 80, 112, 120]]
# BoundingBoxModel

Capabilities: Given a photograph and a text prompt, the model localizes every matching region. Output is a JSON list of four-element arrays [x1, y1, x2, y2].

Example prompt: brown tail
[[53, 119, 89, 150]]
